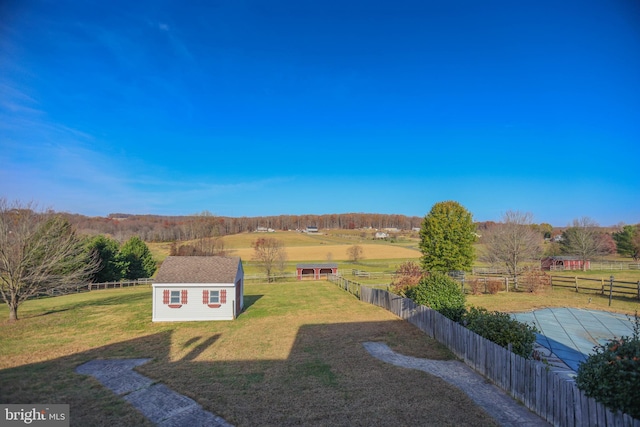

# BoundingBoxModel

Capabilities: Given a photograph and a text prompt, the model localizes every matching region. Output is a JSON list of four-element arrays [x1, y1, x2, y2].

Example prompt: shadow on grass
[[0, 320, 495, 427], [242, 294, 262, 311], [182, 335, 221, 361]]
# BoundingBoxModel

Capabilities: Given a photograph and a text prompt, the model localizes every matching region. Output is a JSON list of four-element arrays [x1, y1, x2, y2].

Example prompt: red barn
[[296, 263, 338, 280], [541, 256, 590, 271]]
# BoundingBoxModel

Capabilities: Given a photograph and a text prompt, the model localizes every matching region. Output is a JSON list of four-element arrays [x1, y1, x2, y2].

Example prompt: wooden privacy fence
[[353, 284, 639, 427], [551, 276, 640, 302]]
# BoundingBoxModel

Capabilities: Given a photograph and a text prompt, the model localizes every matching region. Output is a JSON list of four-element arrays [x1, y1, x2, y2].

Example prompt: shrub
[[520, 268, 549, 293], [462, 307, 537, 358], [389, 261, 423, 296], [486, 279, 502, 294], [405, 272, 466, 321], [576, 313, 640, 418], [467, 278, 502, 294], [468, 279, 483, 295]]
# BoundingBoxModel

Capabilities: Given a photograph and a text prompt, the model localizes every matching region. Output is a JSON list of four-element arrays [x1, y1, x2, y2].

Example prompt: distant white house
[[256, 227, 275, 233], [152, 256, 244, 322], [305, 226, 319, 233], [375, 232, 389, 239]]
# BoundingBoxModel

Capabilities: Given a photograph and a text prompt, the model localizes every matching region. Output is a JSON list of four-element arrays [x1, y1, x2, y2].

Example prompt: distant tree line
[[63, 211, 424, 242], [51, 208, 640, 265]]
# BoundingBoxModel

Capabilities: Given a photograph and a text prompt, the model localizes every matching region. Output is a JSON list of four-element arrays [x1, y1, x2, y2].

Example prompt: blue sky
[[2, 0, 639, 226]]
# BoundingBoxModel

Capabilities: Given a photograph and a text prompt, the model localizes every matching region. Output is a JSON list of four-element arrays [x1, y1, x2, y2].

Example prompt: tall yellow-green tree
[[419, 201, 476, 272]]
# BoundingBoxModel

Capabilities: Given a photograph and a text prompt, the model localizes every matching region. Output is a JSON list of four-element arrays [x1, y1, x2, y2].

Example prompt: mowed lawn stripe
[[0, 282, 496, 426]]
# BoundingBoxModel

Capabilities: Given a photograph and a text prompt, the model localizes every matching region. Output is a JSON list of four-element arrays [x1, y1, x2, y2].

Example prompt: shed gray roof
[[154, 256, 242, 284]]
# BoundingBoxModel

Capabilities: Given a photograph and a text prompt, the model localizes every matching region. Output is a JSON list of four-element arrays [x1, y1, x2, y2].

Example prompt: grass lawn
[[0, 282, 497, 426]]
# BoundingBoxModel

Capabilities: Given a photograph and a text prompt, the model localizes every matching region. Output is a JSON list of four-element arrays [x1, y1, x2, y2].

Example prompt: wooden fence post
[[637, 281, 640, 301], [609, 275, 614, 307], [575, 276, 578, 292]]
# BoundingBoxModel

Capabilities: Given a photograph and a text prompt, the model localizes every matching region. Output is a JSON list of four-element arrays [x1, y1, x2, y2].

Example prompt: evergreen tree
[[419, 201, 476, 272], [120, 236, 156, 279], [613, 225, 640, 261], [86, 235, 128, 282]]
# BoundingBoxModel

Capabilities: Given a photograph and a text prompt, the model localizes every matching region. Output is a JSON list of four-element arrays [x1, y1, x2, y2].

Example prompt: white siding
[[152, 283, 236, 322]]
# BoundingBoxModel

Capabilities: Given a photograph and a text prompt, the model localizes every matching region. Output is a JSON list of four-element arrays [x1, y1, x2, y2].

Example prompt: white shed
[[152, 256, 244, 322]]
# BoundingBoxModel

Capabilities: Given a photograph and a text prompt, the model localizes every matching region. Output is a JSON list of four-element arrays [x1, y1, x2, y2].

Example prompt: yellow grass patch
[[229, 243, 420, 261], [149, 232, 421, 263]]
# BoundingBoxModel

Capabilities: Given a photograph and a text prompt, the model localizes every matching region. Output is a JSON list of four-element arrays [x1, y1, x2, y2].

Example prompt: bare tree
[[252, 238, 287, 282], [347, 245, 364, 263], [481, 211, 543, 287], [0, 200, 100, 321], [561, 217, 608, 271]]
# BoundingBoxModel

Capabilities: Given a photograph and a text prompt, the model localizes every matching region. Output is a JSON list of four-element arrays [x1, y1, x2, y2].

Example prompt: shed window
[[170, 290, 181, 304], [202, 289, 226, 308], [163, 289, 187, 307], [209, 290, 219, 304]]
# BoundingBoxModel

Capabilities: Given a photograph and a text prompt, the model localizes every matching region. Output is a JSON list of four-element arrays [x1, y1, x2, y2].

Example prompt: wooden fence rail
[[551, 276, 640, 302], [589, 262, 640, 271], [328, 274, 639, 427], [330, 274, 362, 298], [86, 278, 152, 291]]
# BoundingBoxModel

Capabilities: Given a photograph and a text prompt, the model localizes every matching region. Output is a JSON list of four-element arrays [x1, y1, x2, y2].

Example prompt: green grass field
[[0, 283, 498, 426]]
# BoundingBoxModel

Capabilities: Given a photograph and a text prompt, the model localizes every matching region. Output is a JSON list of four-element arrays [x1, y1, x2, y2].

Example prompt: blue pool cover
[[512, 308, 635, 372]]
